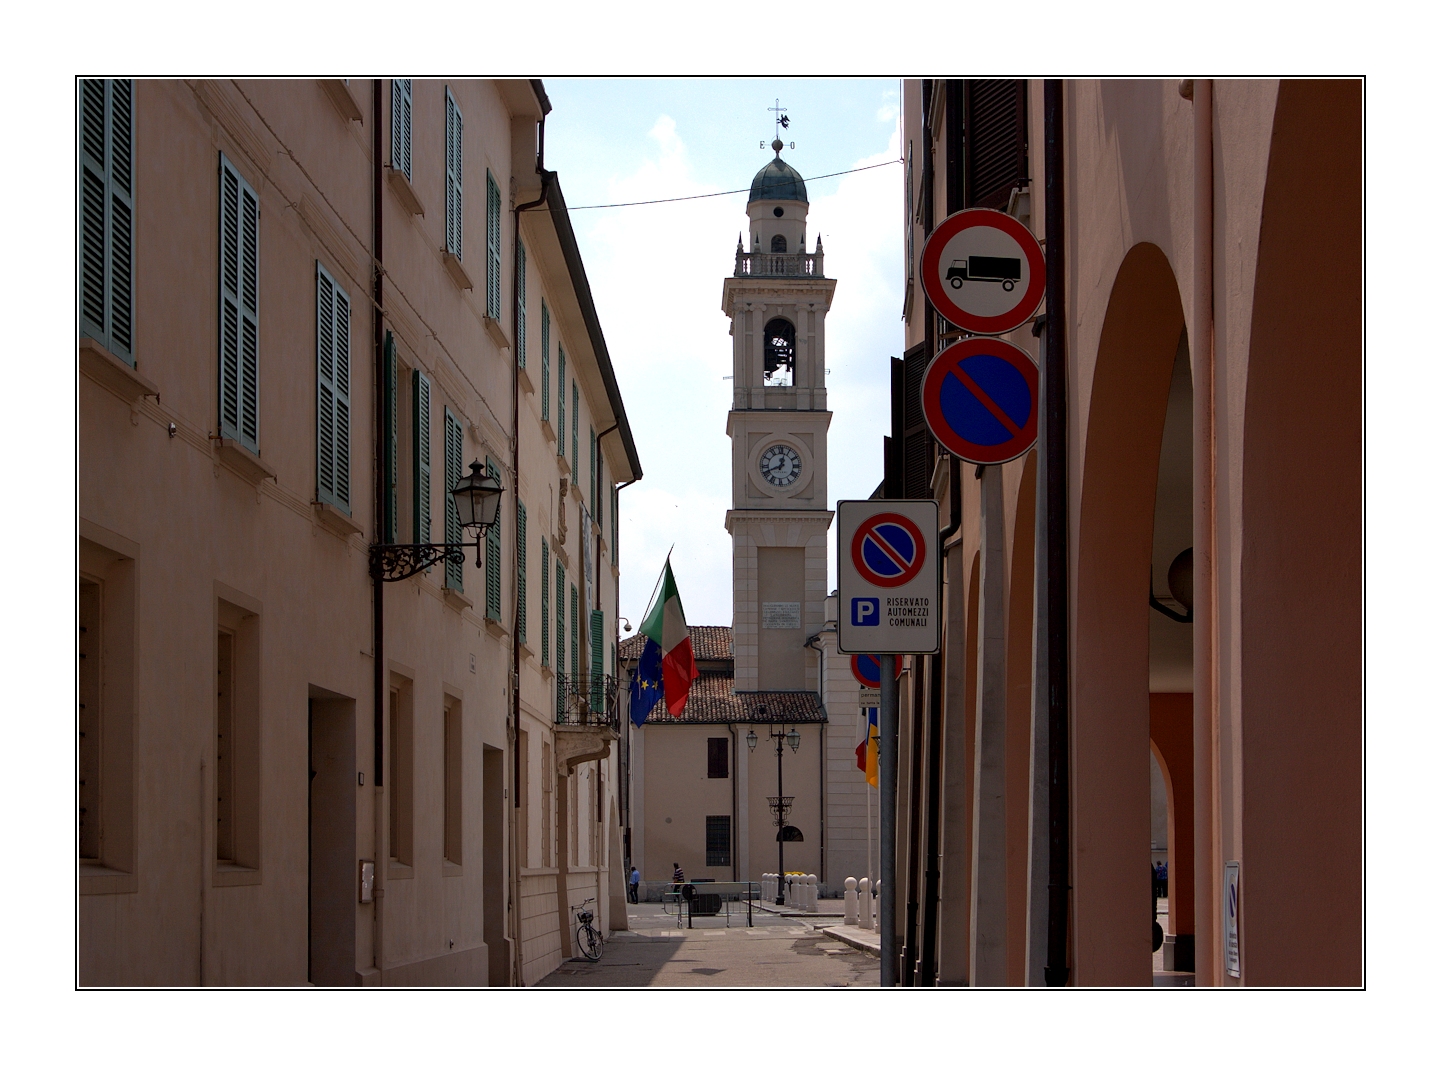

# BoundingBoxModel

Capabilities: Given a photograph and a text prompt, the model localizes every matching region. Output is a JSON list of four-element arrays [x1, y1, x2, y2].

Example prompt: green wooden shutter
[[444, 408, 463, 591], [219, 154, 259, 453], [445, 88, 462, 258], [485, 457, 502, 620], [570, 584, 579, 678], [540, 539, 550, 667], [571, 382, 579, 467], [391, 79, 412, 181], [589, 427, 597, 512], [540, 302, 550, 421], [555, 561, 566, 717], [316, 262, 351, 512], [556, 348, 566, 456], [590, 609, 605, 715], [79, 79, 134, 366], [515, 500, 527, 640], [611, 486, 618, 567], [485, 171, 501, 318], [383, 332, 397, 538], [413, 369, 431, 544], [516, 240, 527, 369]]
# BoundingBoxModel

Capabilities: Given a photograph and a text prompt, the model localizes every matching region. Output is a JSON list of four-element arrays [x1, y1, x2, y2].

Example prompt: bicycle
[[573, 898, 602, 961]]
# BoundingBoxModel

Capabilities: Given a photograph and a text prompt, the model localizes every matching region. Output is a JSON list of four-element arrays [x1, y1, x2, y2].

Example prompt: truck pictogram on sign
[[946, 256, 1022, 292]]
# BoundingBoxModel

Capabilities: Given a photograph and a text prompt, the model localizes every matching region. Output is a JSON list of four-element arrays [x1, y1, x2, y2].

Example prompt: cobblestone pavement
[[534, 903, 879, 988]]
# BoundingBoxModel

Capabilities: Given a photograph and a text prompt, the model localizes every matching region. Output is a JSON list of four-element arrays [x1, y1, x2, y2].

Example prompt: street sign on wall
[[837, 500, 940, 655], [922, 336, 1039, 465], [919, 208, 1046, 336]]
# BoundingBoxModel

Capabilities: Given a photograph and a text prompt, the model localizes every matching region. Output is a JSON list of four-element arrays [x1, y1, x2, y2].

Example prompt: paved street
[[535, 903, 878, 988]]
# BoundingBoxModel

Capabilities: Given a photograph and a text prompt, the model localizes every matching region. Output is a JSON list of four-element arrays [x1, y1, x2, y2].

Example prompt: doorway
[[309, 694, 356, 986]]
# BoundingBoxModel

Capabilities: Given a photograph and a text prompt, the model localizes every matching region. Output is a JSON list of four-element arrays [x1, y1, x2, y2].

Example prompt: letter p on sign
[[852, 597, 879, 626]]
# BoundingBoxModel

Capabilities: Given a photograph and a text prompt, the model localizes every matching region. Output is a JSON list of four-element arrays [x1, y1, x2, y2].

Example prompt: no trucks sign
[[837, 500, 940, 655]]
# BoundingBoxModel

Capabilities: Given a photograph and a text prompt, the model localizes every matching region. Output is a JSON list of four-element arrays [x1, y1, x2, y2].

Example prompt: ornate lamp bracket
[[369, 542, 472, 582]]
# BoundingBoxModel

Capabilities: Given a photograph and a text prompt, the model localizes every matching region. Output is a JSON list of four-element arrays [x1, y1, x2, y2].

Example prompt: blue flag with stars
[[630, 637, 664, 728]]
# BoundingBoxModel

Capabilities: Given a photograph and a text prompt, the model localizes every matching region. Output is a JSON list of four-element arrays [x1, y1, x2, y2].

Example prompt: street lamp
[[748, 707, 801, 905], [369, 459, 505, 581]]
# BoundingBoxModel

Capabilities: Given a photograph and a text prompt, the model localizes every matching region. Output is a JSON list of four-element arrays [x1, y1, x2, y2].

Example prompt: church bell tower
[[722, 140, 837, 693]]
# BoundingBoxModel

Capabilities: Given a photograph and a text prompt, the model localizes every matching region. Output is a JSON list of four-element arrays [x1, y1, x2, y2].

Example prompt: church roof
[[618, 625, 827, 725], [749, 153, 808, 203]]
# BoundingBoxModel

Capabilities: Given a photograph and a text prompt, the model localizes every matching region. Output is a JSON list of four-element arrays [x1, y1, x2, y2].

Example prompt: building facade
[[77, 78, 640, 986], [883, 78, 1360, 986]]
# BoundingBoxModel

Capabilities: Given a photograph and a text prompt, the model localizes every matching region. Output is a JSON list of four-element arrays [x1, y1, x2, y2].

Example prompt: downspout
[[728, 723, 738, 882], [510, 125, 552, 988], [802, 626, 832, 889], [1041, 78, 1071, 988], [1188, 77, 1218, 986], [370, 78, 386, 982]]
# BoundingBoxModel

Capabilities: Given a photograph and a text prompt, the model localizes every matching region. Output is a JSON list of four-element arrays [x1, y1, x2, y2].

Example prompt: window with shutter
[[589, 428, 597, 512], [383, 332, 398, 538], [516, 501, 527, 642], [444, 408, 464, 591], [706, 815, 732, 868], [555, 561, 567, 717], [486, 171, 502, 319], [540, 539, 550, 666], [570, 584, 579, 678], [571, 382, 579, 466], [611, 486, 618, 567], [707, 737, 729, 779], [590, 609, 604, 715], [413, 370, 431, 544], [964, 80, 1028, 211], [391, 79, 412, 181], [485, 457, 503, 619], [220, 155, 260, 453], [540, 302, 550, 420], [445, 89, 462, 258], [557, 348, 566, 456], [315, 263, 351, 513], [79, 79, 134, 366], [516, 240, 527, 369], [901, 343, 934, 499]]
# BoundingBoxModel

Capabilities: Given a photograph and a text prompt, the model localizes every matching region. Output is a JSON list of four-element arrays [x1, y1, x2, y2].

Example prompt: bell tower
[[722, 140, 837, 693]]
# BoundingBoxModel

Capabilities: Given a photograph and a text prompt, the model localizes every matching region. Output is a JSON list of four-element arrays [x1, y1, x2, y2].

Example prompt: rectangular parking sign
[[837, 499, 940, 654]]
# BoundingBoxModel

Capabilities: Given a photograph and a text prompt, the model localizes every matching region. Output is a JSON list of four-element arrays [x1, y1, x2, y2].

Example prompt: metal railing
[[554, 672, 620, 729], [733, 250, 824, 278]]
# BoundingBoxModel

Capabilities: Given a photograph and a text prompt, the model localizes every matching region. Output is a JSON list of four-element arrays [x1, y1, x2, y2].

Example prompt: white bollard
[[844, 877, 859, 925], [806, 874, 819, 912], [859, 877, 872, 929]]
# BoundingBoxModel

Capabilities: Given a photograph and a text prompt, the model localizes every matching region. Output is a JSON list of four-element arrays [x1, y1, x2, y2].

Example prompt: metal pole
[[1042, 78, 1071, 989], [879, 653, 899, 986], [776, 733, 785, 904]]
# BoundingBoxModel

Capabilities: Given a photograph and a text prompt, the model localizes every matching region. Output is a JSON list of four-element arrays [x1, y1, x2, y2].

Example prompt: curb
[[823, 925, 882, 958]]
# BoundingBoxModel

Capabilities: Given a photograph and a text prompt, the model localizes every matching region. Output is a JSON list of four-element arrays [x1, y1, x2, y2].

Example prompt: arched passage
[[1071, 242, 1186, 985], [1237, 79, 1361, 986]]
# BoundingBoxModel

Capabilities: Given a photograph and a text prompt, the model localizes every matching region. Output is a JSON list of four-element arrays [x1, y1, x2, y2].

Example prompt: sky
[[543, 78, 905, 631]]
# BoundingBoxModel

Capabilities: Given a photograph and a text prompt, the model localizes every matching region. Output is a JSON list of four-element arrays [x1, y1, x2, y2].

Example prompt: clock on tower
[[722, 140, 837, 694]]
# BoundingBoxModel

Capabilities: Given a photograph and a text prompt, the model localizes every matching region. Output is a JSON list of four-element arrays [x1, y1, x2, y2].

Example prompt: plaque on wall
[[762, 602, 802, 629]]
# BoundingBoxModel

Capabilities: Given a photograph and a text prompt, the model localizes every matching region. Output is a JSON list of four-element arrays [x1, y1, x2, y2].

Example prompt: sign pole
[[879, 653, 899, 986]]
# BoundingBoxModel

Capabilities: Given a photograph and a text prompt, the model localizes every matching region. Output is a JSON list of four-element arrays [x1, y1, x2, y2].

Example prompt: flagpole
[[637, 546, 674, 629]]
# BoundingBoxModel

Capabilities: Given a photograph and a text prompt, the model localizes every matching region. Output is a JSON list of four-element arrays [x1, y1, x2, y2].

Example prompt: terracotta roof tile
[[619, 624, 733, 663]]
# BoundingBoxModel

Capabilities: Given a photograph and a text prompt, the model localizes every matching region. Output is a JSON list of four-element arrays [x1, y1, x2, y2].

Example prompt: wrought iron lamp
[[748, 709, 802, 904], [369, 459, 504, 581]]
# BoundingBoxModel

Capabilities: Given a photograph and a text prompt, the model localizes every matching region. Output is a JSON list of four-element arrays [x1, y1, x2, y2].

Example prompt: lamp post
[[748, 716, 800, 905], [369, 459, 504, 581]]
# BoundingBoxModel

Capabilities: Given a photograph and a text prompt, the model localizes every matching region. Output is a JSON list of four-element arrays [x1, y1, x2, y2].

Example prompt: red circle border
[[851, 512, 927, 589], [850, 654, 901, 689], [919, 208, 1046, 336], [922, 337, 1040, 465]]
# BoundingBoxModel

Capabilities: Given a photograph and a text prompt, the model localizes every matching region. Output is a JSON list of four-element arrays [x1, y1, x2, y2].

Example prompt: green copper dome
[[749, 149, 808, 204]]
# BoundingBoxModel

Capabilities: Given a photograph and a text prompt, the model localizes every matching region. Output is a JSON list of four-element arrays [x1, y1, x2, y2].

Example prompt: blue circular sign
[[921, 337, 1039, 465]]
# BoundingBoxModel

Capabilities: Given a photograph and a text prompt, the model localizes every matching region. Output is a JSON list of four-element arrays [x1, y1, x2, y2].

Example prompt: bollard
[[806, 873, 819, 912], [859, 877, 872, 929], [844, 877, 859, 925]]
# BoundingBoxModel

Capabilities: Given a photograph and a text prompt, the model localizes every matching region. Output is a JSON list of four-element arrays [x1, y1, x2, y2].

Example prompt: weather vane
[[760, 98, 795, 152]]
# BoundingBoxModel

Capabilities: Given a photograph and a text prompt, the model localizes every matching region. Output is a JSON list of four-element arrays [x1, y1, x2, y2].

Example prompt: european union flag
[[629, 637, 664, 728]]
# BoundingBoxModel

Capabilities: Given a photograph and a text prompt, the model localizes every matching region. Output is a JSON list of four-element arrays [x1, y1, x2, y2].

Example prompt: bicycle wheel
[[577, 922, 602, 961]]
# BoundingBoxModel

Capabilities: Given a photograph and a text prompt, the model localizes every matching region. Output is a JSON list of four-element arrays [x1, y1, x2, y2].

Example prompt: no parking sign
[[922, 336, 1039, 465], [837, 499, 939, 655]]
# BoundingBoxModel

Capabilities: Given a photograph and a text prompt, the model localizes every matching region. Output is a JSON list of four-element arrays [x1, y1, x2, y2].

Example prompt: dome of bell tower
[[749, 141, 808, 203]]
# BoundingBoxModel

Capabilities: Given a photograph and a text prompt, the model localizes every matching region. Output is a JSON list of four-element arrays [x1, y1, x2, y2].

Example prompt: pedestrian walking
[[628, 866, 640, 904], [672, 862, 686, 884]]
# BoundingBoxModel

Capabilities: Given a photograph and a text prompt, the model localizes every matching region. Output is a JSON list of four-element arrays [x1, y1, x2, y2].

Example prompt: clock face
[[760, 444, 802, 488]]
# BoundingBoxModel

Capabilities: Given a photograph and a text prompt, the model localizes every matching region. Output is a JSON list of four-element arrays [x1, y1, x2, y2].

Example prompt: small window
[[770, 233, 787, 253], [706, 815, 732, 868], [707, 737, 729, 779]]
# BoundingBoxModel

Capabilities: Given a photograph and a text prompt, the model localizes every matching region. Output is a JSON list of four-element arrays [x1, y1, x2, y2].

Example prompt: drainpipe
[[1041, 78, 1072, 988], [510, 120, 552, 988], [727, 724, 739, 882], [1188, 77, 1218, 986], [370, 78, 386, 983], [919, 456, 961, 984]]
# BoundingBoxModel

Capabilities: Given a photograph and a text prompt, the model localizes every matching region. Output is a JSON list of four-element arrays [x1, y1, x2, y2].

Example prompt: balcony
[[733, 250, 824, 278], [553, 672, 620, 769]]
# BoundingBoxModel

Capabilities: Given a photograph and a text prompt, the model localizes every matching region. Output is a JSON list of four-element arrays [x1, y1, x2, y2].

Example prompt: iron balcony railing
[[555, 672, 620, 729], [733, 250, 824, 278]]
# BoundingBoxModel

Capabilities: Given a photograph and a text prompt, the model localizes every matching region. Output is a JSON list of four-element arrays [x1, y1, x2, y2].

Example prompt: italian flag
[[640, 559, 700, 718]]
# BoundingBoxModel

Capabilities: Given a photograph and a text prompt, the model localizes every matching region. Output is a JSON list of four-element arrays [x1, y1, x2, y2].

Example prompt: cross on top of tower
[[761, 99, 795, 154]]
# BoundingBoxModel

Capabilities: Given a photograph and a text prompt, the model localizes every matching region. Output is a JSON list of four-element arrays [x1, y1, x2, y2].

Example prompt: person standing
[[628, 866, 640, 904]]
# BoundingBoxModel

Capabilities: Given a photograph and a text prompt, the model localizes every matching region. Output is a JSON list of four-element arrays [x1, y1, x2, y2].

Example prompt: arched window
[[770, 233, 788, 253], [763, 317, 795, 386], [776, 825, 804, 842]]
